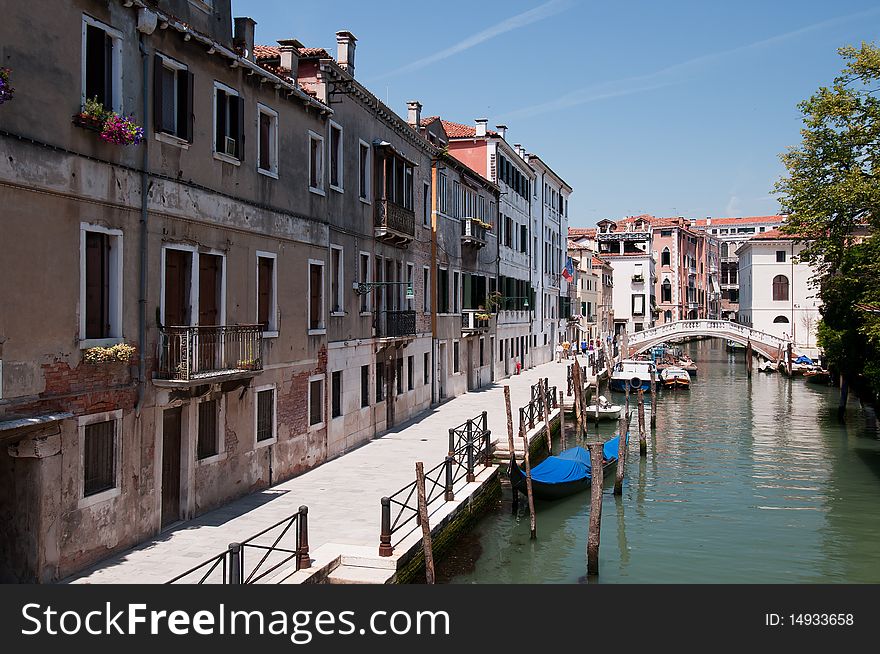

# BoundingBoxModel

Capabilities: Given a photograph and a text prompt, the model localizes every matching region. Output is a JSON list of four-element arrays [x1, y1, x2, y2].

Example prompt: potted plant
[[83, 343, 138, 364], [74, 96, 144, 145], [0, 68, 14, 105]]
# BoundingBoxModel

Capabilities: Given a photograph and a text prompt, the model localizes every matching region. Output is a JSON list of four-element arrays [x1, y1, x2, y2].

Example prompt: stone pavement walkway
[[69, 360, 570, 583]]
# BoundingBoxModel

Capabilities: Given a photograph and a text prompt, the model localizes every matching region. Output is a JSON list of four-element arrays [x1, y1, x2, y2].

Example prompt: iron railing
[[520, 384, 558, 431], [375, 199, 415, 238], [461, 217, 488, 246], [377, 310, 416, 338], [461, 309, 491, 332], [379, 411, 492, 557], [157, 325, 263, 381], [166, 507, 309, 584]]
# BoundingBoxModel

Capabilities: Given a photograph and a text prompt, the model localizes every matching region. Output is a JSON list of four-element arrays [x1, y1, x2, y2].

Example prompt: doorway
[[438, 342, 447, 399], [161, 407, 183, 529], [466, 339, 475, 391]]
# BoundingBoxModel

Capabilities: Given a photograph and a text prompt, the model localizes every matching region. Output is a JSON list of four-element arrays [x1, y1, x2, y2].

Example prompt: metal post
[[483, 429, 492, 467], [444, 455, 455, 501], [228, 542, 242, 584], [448, 428, 455, 456], [379, 497, 393, 557], [296, 505, 310, 569], [466, 432, 475, 482]]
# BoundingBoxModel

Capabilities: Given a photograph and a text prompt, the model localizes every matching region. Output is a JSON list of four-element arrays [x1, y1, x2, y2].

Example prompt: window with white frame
[[154, 53, 193, 142], [452, 181, 461, 218], [331, 370, 342, 419], [331, 246, 344, 315], [309, 376, 324, 427], [255, 385, 276, 445], [214, 82, 244, 161], [359, 252, 371, 313], [438, 172, 448, 215], [257, 104, 279, 176], [309, 131, 325, 193], [79, 409, 122, 506], [80, 224, 123, 345], [308, 260, 325, 333], [161, 246, 226, 328], [329, 122, 343, 191], [82, 15, 123, 113], [256, 252, 277, 334], [359, 140, 370, 201], [197, 397, 221, 460]]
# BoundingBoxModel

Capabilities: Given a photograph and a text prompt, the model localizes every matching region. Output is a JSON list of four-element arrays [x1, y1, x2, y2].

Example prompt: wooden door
[[198, 254, 221, 326], [164, 249, 190, 327], [161, 407, 182, 528]]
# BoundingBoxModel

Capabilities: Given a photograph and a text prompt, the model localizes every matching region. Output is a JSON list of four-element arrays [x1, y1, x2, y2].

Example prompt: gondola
[[804, 368, 831, 385], [508, 436, 623, 500]]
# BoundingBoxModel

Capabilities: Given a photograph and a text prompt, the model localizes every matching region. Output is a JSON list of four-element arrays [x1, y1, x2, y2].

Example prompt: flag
[[561, 257, 574, 283]]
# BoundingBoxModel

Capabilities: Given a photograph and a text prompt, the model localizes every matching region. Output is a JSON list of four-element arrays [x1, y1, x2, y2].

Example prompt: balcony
[[461, 309, 492, 334], [377, 310, 416, 340], [155, 325, 263, 388], [632, 274, 645, 283], [461, 217, 488, 249], [375, 199, 415, 248]]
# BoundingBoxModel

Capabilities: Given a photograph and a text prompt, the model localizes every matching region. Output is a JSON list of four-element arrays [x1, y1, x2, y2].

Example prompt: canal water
[[439, 339, 880, 583]]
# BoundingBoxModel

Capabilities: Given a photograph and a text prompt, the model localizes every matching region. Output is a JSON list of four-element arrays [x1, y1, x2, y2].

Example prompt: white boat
[[660, 366, 690, 389], [583, 396, 622, 420], [758, 360, 778, 373], [610, 359, 657, 392]]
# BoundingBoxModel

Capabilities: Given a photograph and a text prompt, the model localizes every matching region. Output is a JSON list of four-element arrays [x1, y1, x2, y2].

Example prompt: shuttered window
[[83, 420, 116, 497], [772, 275, 789, 302], [256, 388, 274, 442], [259, 113, 271, 171], [154, 55, 193, 141], [215, 85, 244, 160], [331, 371, 342, 419], [197, 400, 218, 459], [309, 262, 324, 331], [85, 24, 114, 110], [361, 365, 370, 408], [309, 379, 323, 426], [85, 231, 110, 339], [258, 256, 274, 331]]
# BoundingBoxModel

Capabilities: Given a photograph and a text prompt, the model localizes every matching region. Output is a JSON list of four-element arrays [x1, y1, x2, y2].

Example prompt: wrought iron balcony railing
[[375, 199, 415, 246], [157, 325, 263, 383], [377, 310, 417, 339], [461, 218, 488, 248], [461, 309, 492, 333]]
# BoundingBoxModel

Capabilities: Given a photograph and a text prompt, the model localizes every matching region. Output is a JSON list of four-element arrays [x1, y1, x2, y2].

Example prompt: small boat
[[804, 368, 831, 385], [583, 396, 622, 420], [660, 366, 690, 389], [758, 360, 778, 373], [726, 339, 745, 351], [678, 358, 698, 376], [610, 359, 657, 393], [508, 436, 623, 500]]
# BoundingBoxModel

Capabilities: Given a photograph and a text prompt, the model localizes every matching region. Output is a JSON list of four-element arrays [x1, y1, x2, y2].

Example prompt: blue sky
[[232, 0, 880, 228]]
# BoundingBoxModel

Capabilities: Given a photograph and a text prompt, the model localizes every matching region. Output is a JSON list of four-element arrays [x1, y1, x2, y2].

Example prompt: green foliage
[[775, 43, 880, 397]]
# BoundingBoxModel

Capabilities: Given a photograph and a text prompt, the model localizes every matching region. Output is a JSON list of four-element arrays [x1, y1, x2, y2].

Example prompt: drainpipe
[[135, 33, 150, 416], [431, 161, 438, 405]]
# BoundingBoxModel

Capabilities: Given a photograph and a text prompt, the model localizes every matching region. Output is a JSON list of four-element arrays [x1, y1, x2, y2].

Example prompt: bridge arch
[[625, 320, 792, 361]]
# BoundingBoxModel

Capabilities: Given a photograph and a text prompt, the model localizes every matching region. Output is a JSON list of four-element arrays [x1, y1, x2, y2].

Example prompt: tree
[[775, 43, 880, 399]]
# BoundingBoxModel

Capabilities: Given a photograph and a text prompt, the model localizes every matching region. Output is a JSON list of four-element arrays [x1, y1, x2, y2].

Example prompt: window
[[664, 310, 672, 322], [438, 172, 448, 215], [773, 315, 790, 324], [407, 355, 414, 391], [82, 418, 116, 497], [453, 271, 460, 313], [423, 182, 430, 226], [360, 253, 371, 313], [661, 247, 670, 267], [213, 82, 244, 161], [721, 242, 729, 258], [453, 341, 460, 373], [406, 263, 414, 311], [81, 225, 122, 343], [329, 122, 343, 190], [776, 250, 786, 263], [154, 54, 193, 142], [256, 252, 277, 334], [308, 260, 325, 332], [633, 294, 645, 316], [437, 268, 449, 313], [257, 104, 279, 176], [82, 16, 122, 112], [330, 371, 342, 419], [772, 275, 789, 302], [376, 362, 385, 402], [383, 154, 415, 209], [423, 266, 430, 313], [256, 387, 276, 443], [396, 358, 403, 395], [331, 246, 344, 314], [452, 181, 461, 218], [361, 365, 370, 407], [197, 399, 218, 460], [359, 140, 370, 201], [309, 131, 325, 193], [657, 278, 672, 304], [520, 225, 528, 254], [424, 352, 430, 385], [505, 217, 514, 248], [309, 377, 324, 427]]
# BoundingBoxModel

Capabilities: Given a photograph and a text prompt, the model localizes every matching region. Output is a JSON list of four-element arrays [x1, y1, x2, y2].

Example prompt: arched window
[[773, 316, 789, 324], [721, 242, 729, 258], [664, 310, 672, 323], [661, 279, 672, 303], [661, 247, 670, 267], [772, 275, 789, 301]]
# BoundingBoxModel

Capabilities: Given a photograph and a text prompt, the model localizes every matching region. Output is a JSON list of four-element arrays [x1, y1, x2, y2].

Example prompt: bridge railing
[[626, 319, 789, 353]]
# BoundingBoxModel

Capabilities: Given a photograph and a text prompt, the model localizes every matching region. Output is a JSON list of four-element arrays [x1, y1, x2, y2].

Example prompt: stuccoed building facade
[[0, 0, 437, 582]]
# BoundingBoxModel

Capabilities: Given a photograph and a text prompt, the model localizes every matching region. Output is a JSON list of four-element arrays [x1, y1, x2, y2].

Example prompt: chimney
[[233, 17, 257, 62], [495, 124, 507, 140], [475, 118, 488, 137], [278, 38, 303, 82], [706, 217, 712, 226], [336, 30, 357, 76], [407, 101, 422, 128]]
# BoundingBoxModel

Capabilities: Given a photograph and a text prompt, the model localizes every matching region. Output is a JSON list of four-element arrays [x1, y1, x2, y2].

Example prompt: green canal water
[[439, 339, 880, 583]]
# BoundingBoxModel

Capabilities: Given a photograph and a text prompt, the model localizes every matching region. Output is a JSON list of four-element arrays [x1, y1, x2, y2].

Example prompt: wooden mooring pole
[[560, 389, 566, 450], [638, 388, 647, 456], [540, 378, 552, 454], [786, 342, 793, 376], [613, 403, 628, 495], [838, 375, 849, 423], [586, 440, 605, 576], [504, 386, 518, 513], [415, 461, 435, 584], [520, 421, 537, 540], [649, 367, 657, 428], [746, 339, 753, 377]]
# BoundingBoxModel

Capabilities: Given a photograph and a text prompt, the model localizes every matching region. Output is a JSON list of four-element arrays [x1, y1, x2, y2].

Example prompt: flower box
[[72, 113, 105, 132], [0, 68, 14, 105], [73, 97, 144, 145], [83, 343, 138, 364]]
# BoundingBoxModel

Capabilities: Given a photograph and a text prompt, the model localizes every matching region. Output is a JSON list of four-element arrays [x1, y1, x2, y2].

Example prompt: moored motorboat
[[583, 395, 622, 420], [508, 436, 623, 500], [804, 368, 831, 384], [610, 359, 657, 393], [659, 365, 690, 389]]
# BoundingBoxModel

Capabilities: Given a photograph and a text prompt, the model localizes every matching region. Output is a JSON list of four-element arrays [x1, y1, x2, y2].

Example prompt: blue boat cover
[[795, 355, 814, 365], [529, 436, 624, 484]]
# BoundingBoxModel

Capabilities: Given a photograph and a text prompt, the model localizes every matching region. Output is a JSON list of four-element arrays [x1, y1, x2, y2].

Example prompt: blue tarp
[[795, 355, 814, 365], [530, 436, 624, 484]]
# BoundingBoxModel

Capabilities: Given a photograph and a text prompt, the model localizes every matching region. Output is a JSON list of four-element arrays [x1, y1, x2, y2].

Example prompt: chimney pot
[[475, 118, 488, 137], [407, 101, 422, 128], [336, 30, 357, 76], [233, 17, 257, 62], [277, 38, 302, 82], [495, 124, 508, 140]]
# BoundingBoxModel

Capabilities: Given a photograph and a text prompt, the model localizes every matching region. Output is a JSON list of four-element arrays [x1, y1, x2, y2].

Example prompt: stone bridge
[[625, 320, 792, 360]]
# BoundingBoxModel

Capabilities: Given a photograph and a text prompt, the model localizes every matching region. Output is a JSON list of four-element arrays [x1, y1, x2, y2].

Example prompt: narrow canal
[[439, 339, 880, 583]]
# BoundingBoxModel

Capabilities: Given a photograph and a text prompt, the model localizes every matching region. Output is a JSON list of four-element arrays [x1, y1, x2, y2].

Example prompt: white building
[[737, 229, 821, 356], [596, 218, 656, 334]]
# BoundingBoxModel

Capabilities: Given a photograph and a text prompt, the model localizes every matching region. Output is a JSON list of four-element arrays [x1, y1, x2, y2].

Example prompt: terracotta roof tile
[[749, 228, 805, 241], [440, 120, 500, 138], [692, 215, 785, 227], [420, 116, 440, 126], [254, 45, 280, 60], [569, 227, 596, 236]]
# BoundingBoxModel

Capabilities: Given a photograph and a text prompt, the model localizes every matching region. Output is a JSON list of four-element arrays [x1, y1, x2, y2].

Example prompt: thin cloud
[[372, 0, 572, 80], [499, 6, 880, 120]]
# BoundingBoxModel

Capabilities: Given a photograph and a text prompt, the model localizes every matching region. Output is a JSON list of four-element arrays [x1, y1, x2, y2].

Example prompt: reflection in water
[[441, 339, 880, 583]]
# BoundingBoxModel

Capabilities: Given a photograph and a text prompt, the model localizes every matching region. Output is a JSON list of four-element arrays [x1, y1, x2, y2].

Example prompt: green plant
[[81, 96, 111, 122], [485, 291, 502, 311], [83, 343, 137, 364]]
